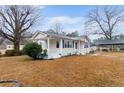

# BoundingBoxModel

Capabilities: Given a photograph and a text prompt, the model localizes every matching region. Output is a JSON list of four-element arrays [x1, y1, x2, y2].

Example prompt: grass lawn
[[1, 52, 124, 87]]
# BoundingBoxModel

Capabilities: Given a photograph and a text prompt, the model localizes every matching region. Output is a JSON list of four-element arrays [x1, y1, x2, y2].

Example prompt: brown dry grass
[[1, 52, 124, 87]]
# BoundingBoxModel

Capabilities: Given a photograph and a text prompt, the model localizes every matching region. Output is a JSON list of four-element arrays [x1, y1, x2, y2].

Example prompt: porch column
[[47, 38, 50, 55], [73, 41, 75, 49], [60, 39, 63, 55], [78, 40, 81, 53]]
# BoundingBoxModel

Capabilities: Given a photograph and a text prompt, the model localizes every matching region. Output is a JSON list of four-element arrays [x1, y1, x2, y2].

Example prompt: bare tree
[[0, 5, 41, 52], [85, 6, 124, 40], [52, 22, 63, 34], [66, 30, 79, 37]]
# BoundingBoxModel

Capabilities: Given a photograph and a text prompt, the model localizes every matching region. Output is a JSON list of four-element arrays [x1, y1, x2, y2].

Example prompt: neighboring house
[[32, 31, 91, 59], [94, 39, 124, 51], [0, 37, 31, 54]]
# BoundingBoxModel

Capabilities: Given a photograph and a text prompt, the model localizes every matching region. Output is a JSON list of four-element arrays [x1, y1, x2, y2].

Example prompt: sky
[[36, 6, 93, 33], [35, 5, 124, 40]]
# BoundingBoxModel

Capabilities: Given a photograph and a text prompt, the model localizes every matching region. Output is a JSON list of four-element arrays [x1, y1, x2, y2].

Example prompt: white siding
[[37, 40, 47, 49], [48, 39, 80, 56], [34, 33, 47, 40], [33, 35, 91, 59], [6, 45, 24, 50], [0, 45, 25, 54], [6, 45, 14, 50], [49, 39, 60, 55], [20, 45, 24, 50]]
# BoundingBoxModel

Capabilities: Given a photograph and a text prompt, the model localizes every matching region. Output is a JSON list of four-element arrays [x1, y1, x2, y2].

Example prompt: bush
[[90, 50, 94, 54], [36, 49, 48, 59], [43, 49, 47, 56], [5, 50, 23, 56], [23, 42, 42, 59], [97, 47, 100, 51], [113, 48, 118, 52], [0, 51, 2, 57], [18, 50, 24, 55], [5, 50, 16, 56], [120, 48, 124, 50], [102, 49, 109, 52]]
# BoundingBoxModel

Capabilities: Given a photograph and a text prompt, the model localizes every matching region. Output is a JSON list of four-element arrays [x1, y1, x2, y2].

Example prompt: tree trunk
[[14, 40, 20, 53]]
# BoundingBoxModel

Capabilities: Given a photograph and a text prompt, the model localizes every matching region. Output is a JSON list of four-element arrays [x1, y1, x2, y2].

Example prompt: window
[[56, 41, 59, 48], [64, 41, 72, 48], [75, 42, 77, 49], [8, 45, 11, 48], [68, 41, 69, 48], [84, 44, 88, 48], [65, 41, 67, 48], [70, 41, 73, 48], [62, 40, 64, 48]]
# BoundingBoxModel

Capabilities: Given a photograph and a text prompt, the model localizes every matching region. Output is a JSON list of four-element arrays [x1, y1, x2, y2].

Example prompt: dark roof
[[42, 31, 90, 41], [94, 39, 124, 45], [42, 31, 71, 39], [32, 31, 91, 42]]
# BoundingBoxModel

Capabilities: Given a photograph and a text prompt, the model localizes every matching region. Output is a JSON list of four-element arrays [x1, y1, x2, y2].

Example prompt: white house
[[32, 31, 91, 59], [0, 37, 31, 54]]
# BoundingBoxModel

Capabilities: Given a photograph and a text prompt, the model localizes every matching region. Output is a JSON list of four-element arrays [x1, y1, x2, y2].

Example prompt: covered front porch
[[46, 38, 86, 59]]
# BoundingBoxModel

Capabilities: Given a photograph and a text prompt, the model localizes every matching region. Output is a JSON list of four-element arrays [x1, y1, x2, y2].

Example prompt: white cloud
[[41, 16, 87, 35], [39, 6, 46, 9], [47, 16, 83, 24], [32, 5, 45, 9]]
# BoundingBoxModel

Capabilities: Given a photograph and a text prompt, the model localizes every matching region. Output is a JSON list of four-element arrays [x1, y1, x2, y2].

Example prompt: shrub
[[43, 49, 47, 56], [113, 48, 118, 52], [37, 49, 48, 59], [5, 50, 23, 56], [120, 48, 124, 50], [0, 51, 2, 57], [97, 47, 100, 51], [90, 50, 94, 54], [23, 42, 42, 59], [102, 49, 109, 52], [18, 50, 24, 55], [5, 50, 16, 56]]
